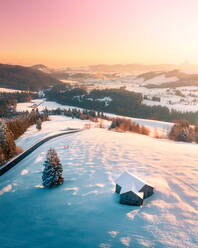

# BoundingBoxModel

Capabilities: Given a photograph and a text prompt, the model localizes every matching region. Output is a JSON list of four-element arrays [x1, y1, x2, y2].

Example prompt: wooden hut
[[115, 171, 154, 206]]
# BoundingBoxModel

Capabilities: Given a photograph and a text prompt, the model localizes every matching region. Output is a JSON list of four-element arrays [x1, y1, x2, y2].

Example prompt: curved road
[[0, 129, 82, 176]]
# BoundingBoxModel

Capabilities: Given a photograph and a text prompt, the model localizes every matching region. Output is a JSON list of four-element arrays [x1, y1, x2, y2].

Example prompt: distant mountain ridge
[[88, 63, 198, 74], [0, 63, 63, 91], [88, 64, 175, 73], [32, 63, 177, 74], [29, 63, 198, 88], [31, 62, 198, 75]]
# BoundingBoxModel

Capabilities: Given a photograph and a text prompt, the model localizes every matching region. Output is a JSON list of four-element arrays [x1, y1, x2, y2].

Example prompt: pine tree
[[0, 146, 5, 166], [42, 148, 64, 187], [36, 118, 42, 130], [0, 120, 16, 163]]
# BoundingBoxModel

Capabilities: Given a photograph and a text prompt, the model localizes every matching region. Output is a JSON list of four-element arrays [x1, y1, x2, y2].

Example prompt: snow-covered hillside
[[15, 115, 95, 150], [16, 99, 173, 138], [0, 117, 198, 248]]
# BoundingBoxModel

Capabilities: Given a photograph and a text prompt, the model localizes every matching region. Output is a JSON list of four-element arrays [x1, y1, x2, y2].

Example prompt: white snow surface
[[1, 117, 198, 248], [116, 171, 149, 194], [15, 115, 95, 150], [16, 99, 84, 112]]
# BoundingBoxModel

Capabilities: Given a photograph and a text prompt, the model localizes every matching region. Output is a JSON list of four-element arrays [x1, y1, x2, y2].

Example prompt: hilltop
[[0, 63, 63, 91]]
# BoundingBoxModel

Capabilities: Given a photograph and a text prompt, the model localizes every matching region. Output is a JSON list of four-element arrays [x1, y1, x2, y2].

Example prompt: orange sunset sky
[[1, 0, 198, 67]]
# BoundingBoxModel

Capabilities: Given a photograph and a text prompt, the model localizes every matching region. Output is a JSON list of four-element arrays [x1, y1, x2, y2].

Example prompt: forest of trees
[[0, 91, 37, 117], [0, 121, 16, 165], [45, 86, 142, 115], [45, 86, 198, 124], [0, 110, 48, 166]]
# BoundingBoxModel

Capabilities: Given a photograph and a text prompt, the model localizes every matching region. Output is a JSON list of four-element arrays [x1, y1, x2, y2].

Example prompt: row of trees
[[110, 117, 150, 136], [43, 107, 109, 122]]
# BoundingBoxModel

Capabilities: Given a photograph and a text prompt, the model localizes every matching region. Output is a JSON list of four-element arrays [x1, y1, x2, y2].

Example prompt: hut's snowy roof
[[134, 192, 144, 199], [115, 171, 150, 195]]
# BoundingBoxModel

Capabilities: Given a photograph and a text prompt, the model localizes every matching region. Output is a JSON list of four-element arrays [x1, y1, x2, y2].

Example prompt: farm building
[[115, 171, 154, 206]]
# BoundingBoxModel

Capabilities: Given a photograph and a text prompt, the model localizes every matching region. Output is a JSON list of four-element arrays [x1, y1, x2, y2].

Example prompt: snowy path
[[15, 115, 95, 150], [0, 129, 81, 176], [0, 127, 198, 248]]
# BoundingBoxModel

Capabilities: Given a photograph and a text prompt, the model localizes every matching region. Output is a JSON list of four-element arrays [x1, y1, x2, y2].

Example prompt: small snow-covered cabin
[[115, 171, 154, 206]]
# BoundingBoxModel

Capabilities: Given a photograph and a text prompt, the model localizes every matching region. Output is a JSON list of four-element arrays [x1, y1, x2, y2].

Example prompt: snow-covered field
[[15, 115, 95, 150], [0, 87, 22, 93], [16, 99, 84, 112], [0, 121, 198, 248], [16, 99, 173, 138]]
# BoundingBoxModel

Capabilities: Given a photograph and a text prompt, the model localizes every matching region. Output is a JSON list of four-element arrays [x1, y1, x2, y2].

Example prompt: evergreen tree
[[36, 118, 42, 130], [42, 148, 64, 187], [0, 146, 5, 166], [0, 120, 16, 163]]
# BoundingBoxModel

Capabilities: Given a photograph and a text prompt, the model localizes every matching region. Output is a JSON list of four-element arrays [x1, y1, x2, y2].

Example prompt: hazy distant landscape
[[30, 63, 198, 113], [3, 62, 198, 114]]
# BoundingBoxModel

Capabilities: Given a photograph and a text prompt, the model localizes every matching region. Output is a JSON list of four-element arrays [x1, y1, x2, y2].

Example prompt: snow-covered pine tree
[[0, 120, 16, 163], [42, 148, 64, 187]]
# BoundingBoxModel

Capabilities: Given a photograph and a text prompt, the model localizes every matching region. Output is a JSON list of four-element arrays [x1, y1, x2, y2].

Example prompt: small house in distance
[[115, 171, 154, 206]]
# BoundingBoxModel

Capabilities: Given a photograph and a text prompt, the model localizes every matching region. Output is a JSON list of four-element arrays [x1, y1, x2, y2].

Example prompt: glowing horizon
[[1, 0, 198, 67]]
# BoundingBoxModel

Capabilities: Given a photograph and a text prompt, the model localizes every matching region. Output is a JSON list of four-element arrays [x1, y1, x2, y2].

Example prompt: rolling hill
[[0, 63, 63, 91]]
